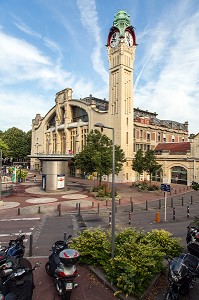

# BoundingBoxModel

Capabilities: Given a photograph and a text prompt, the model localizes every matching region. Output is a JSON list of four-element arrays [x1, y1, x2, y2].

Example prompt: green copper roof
[[113, 10, 131, 36]]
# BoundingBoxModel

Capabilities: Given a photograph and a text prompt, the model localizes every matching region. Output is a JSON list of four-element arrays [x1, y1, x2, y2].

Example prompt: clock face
[[110, 31, 120, 48], [124, 31, 133, 47]]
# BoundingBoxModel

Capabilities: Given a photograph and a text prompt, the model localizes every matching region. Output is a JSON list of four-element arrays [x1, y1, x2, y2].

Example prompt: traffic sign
[[160, 184, 171, 192]]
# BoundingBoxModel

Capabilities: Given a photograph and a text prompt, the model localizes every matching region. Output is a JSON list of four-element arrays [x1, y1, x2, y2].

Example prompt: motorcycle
[[0, 291, 17, 300], [164, 253, 199, 299], [0, 250, 40, 300], [45, 235, 80, 300], [0, 231, 26, 259], [186, 222, 199, 244]]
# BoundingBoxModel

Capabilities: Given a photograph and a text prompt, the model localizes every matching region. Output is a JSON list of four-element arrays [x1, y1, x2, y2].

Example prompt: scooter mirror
[[34, 262, 41, 268], [68, 235, 72, 239]]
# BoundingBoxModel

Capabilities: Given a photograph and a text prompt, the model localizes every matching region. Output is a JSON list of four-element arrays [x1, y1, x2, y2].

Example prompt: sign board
[[57, 175, 65, 189], [160, 184, 171, 192]]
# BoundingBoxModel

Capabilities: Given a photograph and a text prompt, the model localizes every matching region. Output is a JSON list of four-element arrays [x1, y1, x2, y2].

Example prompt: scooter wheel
[[164, 288, 178, 300], [45, 262, 53, 276], [62, 292, 72, 300]]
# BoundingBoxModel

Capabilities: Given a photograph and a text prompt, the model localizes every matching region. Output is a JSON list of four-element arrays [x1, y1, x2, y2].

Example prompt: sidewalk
[[1, 176, 199, 300]]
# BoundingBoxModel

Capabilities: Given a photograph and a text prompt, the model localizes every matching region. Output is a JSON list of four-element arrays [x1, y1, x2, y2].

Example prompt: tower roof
[[113, 10, 131, 36]]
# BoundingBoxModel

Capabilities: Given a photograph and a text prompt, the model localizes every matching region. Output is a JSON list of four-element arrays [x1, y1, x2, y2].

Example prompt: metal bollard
[[109, 212, 111, 226], [38, 206, 41, 214], [182, 197, 184, 206], [146, 200, 148, 211], [97, 203, 100, 214], [119, 199, 121, 205], [159, 199, 161, 209], [64, 232, 67, 241], [130, 201, 134, 212], [173, 207, 175, 220], [128, 212, 131, 225], [78, 203, 81, 216], [106, 200, 108, 206], [29, 234, 33, 257], [155, 212, 160, 223], [191, 195, 193, 205], [92, 202, 94, 208], [171, 197, 173, 208], [17, 208, 20, 215], [187, 206, 190, 218], [58, 204, 61, 216]]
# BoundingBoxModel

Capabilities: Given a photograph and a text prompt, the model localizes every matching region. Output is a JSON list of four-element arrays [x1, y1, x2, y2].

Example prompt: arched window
[[171, 166, 187, 185]]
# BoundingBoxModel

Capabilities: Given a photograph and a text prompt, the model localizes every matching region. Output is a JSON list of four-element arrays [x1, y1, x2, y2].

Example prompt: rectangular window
[[157, 132, 161, 142]]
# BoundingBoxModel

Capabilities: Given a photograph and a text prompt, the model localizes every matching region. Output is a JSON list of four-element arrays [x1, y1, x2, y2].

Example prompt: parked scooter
[[0, 231, 26, 259], [0, 251, 40, 300], [164, 253, 199, 299], [45, 235, 80, 300], [0, 291, 16, 300], [186, 222, 199, 244]]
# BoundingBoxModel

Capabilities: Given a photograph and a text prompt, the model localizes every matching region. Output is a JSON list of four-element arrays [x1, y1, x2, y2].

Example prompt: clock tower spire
[[107, 10, 136, 182]]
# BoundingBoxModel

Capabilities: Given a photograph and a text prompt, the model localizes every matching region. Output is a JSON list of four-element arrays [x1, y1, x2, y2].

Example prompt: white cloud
[[76, 0, 108, 83], [0, 30, 74, 89], [0, 91, 51, 132], [134, 1, 199, 134]]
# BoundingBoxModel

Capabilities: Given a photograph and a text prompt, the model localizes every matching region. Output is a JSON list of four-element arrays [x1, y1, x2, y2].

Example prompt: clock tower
[[107, 11, 136, 182]]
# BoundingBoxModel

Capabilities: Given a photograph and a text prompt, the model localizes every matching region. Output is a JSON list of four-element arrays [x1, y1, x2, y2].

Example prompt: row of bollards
[[155, 205, 190, 223]]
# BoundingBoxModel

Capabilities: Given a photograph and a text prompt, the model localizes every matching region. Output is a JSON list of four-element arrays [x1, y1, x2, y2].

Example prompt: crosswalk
[[0, 217, 42, 251]]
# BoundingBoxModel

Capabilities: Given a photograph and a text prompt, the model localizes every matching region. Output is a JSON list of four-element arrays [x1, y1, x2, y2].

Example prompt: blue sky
[[0, 0, 199, 134]]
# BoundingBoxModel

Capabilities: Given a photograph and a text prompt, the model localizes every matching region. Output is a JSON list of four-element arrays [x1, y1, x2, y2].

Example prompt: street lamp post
[[94, 123, 115, 258]]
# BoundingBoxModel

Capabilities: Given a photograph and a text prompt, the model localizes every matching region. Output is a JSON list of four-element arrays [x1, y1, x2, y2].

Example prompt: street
[[1, 178, 199, 299]]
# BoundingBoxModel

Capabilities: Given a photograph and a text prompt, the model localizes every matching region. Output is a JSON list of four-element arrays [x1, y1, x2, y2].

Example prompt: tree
[[0, 138, 9, 157], [74, 130, 126, 185], [2, 127, 31, 162], [144, 150, 162, 183], [132, 149, 145, 180]]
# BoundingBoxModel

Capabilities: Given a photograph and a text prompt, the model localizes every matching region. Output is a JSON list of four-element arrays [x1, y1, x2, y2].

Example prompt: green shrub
[[192, 181, 199, 191], [132, 180, 159, 191], [70, 227, 182, 298], [70, 228, 110, 267], [91, 183, 117, 198]]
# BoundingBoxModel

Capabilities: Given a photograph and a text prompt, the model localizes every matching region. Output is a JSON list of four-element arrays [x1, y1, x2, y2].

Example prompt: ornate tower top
[[107, 10, 136, 48], [113, 10, 131, 36]]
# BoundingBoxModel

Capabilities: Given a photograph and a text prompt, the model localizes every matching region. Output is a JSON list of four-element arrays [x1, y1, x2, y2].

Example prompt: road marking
[[0, 218, 40, 222], [0, 232, 32, 237]]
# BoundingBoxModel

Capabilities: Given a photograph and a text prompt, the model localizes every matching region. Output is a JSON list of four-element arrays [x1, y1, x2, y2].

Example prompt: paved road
[[0, 217, 42, 254]]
